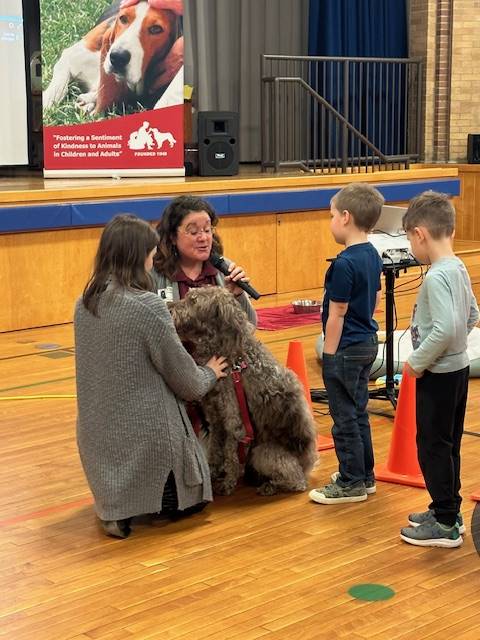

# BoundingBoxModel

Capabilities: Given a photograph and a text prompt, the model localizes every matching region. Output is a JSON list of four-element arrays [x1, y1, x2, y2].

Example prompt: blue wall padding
[[0, 204, 71, 232], [228, 179, 460, 214], [0, 178, 460, 233], [70, 194, 230, 226]]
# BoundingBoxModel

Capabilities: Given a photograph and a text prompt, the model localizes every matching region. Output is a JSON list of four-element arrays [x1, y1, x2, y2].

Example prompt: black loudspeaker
[[467, 134, 480, 164], [198, 111, 239, 176]]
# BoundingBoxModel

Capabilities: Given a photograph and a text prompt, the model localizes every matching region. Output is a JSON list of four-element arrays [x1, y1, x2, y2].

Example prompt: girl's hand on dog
[[224, 262, 250, 297], [206, 355, 229, 380]]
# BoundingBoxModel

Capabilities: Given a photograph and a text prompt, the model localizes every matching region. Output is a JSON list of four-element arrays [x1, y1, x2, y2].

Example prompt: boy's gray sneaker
[[408, 509, 465, 535], [309, 482, 367, 504], [331, 471, 376, 495], [400, 520, 463, 548]]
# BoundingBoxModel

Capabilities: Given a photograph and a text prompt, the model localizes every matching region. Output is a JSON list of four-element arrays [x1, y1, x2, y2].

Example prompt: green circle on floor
[[348, 584, 395, 601]]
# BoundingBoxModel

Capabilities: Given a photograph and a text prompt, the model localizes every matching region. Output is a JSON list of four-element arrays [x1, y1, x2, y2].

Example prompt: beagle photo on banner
[[40, 0, 184, 177]]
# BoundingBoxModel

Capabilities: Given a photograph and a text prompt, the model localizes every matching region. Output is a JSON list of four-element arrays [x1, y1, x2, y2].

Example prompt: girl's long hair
[[83, 214, 159, 316], [153, 195, 223, 279]]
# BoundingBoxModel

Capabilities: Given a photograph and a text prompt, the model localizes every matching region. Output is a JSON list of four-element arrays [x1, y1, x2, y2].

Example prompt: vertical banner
[[40, 0, 184, 177]]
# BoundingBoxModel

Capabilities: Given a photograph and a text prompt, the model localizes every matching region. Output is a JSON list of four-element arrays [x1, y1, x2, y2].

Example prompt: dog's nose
[[110, 48, 131, 71]]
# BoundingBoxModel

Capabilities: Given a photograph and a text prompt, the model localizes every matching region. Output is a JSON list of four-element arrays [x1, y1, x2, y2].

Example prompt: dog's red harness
[[231, 360, 255, 464], [189, 359, 255, 463]]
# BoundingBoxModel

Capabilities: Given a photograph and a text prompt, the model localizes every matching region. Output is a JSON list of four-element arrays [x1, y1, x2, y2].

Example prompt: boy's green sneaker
[[400, 521, 463, 548], [408, 509, 466, 535], [309, 482, 367, 504], [331, 471, 376, 495]]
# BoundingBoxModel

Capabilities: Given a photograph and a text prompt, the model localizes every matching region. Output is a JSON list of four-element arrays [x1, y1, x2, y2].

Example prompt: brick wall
[[450, 0, 480, 161], [408, 0, 437, 161], [409, 0, 480, 162]]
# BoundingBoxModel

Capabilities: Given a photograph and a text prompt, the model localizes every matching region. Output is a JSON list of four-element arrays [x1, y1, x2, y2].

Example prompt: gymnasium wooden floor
[[1, 296, 480, 639]]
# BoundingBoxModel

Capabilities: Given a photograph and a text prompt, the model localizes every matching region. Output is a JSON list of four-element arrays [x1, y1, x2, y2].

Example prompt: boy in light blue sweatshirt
[[400, 191, 479, 548]]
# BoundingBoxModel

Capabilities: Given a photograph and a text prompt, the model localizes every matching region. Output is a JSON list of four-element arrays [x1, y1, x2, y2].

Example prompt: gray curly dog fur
[[171, 287, 318, 496]]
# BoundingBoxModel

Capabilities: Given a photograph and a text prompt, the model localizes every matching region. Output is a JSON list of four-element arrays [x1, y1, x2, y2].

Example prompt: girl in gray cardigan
[[152, 195, 257, 325], [74, 214, 227, 538]]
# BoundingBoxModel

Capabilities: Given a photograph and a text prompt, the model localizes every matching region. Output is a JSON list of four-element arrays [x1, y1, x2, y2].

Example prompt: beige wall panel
[[452, 195, 464, 240], [460, 173, 476, 241], [1, 198, 477, 332], [276, 210, 338, 294], [452, 166, 480, 242], [217, 214, 277, 295], [0, 228, 101, 332], [475, 175, 480, 242], [0, 215, 276, 333]]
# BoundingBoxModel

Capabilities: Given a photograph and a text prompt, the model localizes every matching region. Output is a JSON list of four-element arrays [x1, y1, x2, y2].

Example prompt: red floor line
[[0, 496, 94, 527]]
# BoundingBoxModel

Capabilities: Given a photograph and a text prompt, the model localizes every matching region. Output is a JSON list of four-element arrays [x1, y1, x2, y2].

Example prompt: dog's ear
[[100, 26, 114, 61], [83, 18, 113, 53], [210, 290, 250, 355], [147, 34, 183, 94], [144, 11, 181, 96]]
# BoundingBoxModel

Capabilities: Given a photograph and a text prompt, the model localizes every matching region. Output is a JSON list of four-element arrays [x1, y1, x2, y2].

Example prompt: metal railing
[[261, 55, 423, 173]]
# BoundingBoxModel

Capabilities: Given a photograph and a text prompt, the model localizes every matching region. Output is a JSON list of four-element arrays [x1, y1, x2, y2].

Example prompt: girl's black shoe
[[101, 518, 132, 538]]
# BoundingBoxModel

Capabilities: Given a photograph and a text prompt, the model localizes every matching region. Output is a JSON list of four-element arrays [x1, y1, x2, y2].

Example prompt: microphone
[[210, 253, 261, 300]]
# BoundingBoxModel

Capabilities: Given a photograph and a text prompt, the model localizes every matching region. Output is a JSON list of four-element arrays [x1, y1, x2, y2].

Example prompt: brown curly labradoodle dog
[[170, 287, 318, 496]]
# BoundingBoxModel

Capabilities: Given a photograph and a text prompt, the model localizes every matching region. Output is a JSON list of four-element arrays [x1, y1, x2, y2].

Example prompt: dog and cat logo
[[127, 120, 177, 151]]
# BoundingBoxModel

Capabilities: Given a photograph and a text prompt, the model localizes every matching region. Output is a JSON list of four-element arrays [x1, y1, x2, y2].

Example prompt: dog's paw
[[294, 480, 308, 492], [76, 92, 97, 114], [257, 482, 278, 496], [213, 479, 237, 496], [209, 466, 223, 482]]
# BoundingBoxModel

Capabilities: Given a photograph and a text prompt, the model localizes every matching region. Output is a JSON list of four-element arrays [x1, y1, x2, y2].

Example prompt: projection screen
[[0, 0, 29, 166]]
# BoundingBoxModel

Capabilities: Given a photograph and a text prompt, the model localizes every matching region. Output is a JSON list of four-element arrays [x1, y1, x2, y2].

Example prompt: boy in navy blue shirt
[[310, 183, 384, 504]]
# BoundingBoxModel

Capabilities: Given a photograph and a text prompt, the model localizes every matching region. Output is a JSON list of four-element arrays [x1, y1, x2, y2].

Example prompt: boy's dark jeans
[[416, 366, 469, 527], [322, 335, 378, 487]]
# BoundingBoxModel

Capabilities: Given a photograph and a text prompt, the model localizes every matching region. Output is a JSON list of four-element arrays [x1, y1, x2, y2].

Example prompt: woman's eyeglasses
[[179, 225, 214, 237]]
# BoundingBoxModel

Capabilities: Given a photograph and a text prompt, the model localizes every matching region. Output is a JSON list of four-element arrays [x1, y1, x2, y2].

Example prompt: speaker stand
[[368, 264, 398, 408]]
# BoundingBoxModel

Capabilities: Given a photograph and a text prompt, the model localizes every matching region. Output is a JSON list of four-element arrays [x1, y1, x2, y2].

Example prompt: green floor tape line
[[348, 584, 395, 601], [0, 376, 75, 394], [39, 351, 74, 359]]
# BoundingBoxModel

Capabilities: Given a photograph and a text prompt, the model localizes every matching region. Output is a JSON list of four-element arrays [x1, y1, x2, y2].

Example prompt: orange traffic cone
[[375, 367, 425, 488], [471, 490, 480, 501], [286, 340, 334, 451], [316, 433, 336, 451]]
